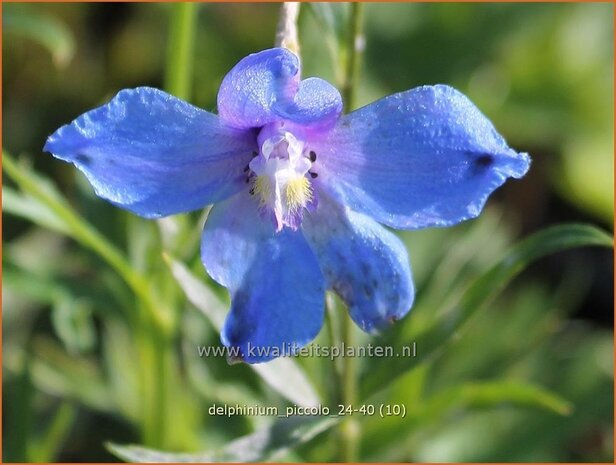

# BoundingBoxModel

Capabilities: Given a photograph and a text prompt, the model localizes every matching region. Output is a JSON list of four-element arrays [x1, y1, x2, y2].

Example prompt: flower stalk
[[338, 4, 365, 461], [164, 2, 197, 101], [340, 307, 360, 462], [342, 2, 365, 112], [139, 1, 198, 448], [275, 2, 301, 56]]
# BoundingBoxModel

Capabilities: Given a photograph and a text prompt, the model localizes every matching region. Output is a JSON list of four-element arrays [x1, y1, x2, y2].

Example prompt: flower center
[[248, 128, 317, 231]]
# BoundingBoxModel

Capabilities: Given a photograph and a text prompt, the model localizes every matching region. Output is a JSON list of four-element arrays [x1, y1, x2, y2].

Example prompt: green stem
[[341, 2, 364, 112], [324, 293, 342, 406], [327, 295, 359, 462], [160, 1, 198, 255], [164, 2, 197, 100], [339, 309, 360, 462], [139, 1, 199, 449], [137, 316, 171, 448], [30, 401, 77, 462], [160, 2, 200, 260], [338, 5, 364, 461]]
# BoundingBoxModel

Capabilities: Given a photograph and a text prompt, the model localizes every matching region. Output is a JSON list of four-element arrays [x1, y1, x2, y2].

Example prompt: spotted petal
[[313, 85, 531, 229], [201, 192, 325, 363], [44, 87, 256, 218], [217, 48, 342, 130], [303, 192, 414, 333]]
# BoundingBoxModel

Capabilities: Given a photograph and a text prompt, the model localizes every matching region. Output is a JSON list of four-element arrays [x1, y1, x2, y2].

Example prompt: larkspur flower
[[44, 48, 530, 363]]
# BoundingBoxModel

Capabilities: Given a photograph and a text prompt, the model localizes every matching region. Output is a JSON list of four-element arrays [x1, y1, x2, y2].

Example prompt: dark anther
[[252, 151, 258, 157], [309, 172, 318, 179], [309, 150, 317, 162], [243, 165, 250, 172], [249, 188, 255, 195], [245, 177, 250, 183]]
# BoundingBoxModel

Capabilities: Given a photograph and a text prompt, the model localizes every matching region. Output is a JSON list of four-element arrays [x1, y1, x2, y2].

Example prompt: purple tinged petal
[[312, 85, 531, 229], [217, 48, 342, 130], [272, 77, 343, 129], [201, 192, 325, 363], [303, 192, 414, 333], [217, 48, 300, 129], [44, 87, 256, 218]]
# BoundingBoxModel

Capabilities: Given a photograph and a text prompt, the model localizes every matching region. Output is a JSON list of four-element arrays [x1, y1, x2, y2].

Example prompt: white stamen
[[249, 131, 313, 230]]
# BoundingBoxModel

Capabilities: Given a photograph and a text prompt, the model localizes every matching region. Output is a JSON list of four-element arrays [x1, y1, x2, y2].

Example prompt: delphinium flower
[[45, 48, 530, 362]]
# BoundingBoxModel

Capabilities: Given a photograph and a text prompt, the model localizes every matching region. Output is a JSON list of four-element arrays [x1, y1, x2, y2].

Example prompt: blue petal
[[273, 77, 343, 129], [303, 193, 414, 333], [312, 85, 531, 229], [44, 87, 256, 218], [201, 192, 325, 363], [217, 48, 342, 129]]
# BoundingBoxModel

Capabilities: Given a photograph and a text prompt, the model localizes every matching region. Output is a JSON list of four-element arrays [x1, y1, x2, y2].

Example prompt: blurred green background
[[3, 2, 614, 462]]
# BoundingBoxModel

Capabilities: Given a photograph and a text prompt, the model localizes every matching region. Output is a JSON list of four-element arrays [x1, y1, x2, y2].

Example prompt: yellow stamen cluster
[[285, 176, 313, 213], [253, 175, 272, 208], [248, 130, 315, 230]]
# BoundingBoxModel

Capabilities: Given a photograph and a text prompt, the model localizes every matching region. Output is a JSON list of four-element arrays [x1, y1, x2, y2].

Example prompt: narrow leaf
[[252, 359, 321, 408], [3, 186, 71, 234], [108, 416, 337, 463], [166, 255, 227, 329], [3, 151, 166, 330], [419, 381, 573, 420], [29, 401, 78, 463]]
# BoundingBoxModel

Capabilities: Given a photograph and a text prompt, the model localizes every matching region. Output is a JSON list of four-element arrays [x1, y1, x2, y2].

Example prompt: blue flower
[[44, 48, 530, 363]]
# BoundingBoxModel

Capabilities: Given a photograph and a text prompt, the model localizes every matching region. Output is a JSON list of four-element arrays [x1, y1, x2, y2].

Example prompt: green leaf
[[362, 223, 613, 398], [418, 381, 572, 420], [4, 9, 75, 67], [166, 256, 322, 408], [165, 256, 227, 329], [29, 401, 78, 463], [107, 416, 336, 463], [251, 359, 321, 408], [3, 186, 71, 234], [3, 151, 168, 332]]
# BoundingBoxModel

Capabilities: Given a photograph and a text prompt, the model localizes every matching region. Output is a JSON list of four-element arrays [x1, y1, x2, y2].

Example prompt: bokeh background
[[3, 2, 614, 462]]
